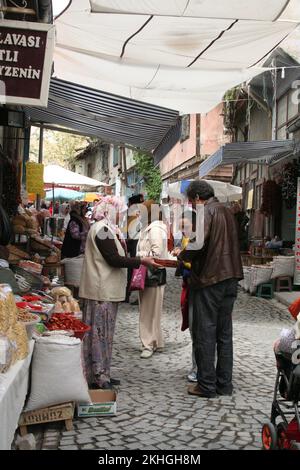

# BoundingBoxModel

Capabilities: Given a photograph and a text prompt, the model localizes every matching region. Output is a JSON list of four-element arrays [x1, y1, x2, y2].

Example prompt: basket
[[19, 313, 41, 340], [45, 314, 91, 340], [29, 237, 52, 256], [11, 265, 44, 290], [73, 324, 91, 340]]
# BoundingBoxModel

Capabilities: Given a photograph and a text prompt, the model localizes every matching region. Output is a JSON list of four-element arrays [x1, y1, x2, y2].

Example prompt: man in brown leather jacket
[[179, 180, 243, 398]]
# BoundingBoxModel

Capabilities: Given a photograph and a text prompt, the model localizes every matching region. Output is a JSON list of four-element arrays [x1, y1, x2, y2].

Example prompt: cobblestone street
[[39, 271, 294, 451]]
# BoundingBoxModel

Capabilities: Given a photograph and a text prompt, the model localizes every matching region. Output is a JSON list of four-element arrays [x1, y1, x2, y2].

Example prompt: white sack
[[25, 335, 91, 411]]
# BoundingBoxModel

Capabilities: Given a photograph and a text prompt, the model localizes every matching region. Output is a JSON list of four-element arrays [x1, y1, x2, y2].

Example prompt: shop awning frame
[[199, 139, 296, 177], [25, 77, 179, 152]]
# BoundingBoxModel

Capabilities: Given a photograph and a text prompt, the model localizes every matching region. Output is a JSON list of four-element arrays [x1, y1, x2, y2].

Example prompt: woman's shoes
[[90, 382, 113, 390], [99, 382, 114, 390], [110, 378, 121, 386], [140, 348, 154, 359]]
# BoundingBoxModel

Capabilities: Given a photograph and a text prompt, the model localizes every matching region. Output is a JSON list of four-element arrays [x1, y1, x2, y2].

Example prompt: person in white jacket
[[137, 200, 169, 358]]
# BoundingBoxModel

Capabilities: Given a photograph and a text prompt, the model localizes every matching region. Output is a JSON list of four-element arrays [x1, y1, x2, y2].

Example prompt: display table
[[0, 340, 34, 450]]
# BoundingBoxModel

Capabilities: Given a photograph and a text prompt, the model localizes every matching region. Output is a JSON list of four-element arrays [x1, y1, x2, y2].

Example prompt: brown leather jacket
[[179, 197, 243, 288]]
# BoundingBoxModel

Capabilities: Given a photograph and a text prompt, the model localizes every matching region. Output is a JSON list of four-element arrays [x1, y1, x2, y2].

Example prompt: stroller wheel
[[262, 422, 278, 450], [277, 422, 288, 449]]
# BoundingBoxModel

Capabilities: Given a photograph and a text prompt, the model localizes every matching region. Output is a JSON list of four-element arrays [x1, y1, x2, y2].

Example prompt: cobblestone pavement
[[36, 271, 294, 450]]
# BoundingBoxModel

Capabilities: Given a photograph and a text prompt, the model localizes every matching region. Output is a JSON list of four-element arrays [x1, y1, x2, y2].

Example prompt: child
[[173, 209, 197, 382], [274, 294, 300, 361]]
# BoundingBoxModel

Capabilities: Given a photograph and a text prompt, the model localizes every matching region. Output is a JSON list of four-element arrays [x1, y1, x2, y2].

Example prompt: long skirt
[[139, 286, 165, 350], [82, 299, 118, 387]]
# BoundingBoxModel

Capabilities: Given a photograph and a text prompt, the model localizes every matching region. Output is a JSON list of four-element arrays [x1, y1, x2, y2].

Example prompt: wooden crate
[[18, 402, 75, 436]]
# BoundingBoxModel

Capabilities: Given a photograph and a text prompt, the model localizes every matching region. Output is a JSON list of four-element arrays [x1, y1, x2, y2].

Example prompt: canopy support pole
[[36, 125, 44, 210]]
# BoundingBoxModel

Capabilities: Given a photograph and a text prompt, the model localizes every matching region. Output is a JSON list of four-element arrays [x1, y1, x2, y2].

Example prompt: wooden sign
[[18, 402, 75, 436], [0, 20, 55, 106]]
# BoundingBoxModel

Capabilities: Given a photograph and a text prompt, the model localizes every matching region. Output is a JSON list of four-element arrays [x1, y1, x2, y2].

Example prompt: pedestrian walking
[[179, 180, 243, 398]]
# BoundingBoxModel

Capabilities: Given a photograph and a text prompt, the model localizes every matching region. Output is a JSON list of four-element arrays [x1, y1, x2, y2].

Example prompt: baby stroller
[[262, 349, 300, 450]]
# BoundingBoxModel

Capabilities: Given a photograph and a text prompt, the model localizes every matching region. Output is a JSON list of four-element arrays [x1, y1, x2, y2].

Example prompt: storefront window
[[277, 125, 287, 140], [288, 90, 299, 120], [180, 115, 190, 142], [277, 90, 300, 139], [113, 146, 119, 166]]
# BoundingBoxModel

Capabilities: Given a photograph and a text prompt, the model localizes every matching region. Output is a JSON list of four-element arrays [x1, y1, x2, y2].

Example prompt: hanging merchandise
[[260, 180, 282, 216], [0, 204, 12, 246], [281, 161, 300, 209], [1, 158, 21, 217]]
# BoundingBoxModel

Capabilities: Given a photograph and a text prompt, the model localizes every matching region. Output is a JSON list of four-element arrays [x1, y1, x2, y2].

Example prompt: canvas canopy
[[53, 0, 300, 114], [165, 179, 242, 203], [44, 164, 108, 187], [45, 188, 84, 201]]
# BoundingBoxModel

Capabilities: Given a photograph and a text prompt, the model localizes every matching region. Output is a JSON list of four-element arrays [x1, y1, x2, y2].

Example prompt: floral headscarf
[[93, 195, 128, 242], [93, 196, 127, 222]]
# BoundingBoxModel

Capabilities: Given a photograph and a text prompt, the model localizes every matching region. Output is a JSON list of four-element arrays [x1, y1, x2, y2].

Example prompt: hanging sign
[[26, 162, 44, 194], [294, 177, 300, 285], [0, 20, 55, 106]]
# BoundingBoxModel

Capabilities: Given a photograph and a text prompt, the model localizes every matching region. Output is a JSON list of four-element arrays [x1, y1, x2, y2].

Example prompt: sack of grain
[[24, 335, 91, 410], [249, 265, 273, 294], [271, 256, 295, 279]]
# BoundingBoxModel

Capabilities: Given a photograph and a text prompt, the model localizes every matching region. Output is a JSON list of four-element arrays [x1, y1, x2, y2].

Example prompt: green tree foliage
[[29, 127, 90, 168], [133, 151, 162, 202]]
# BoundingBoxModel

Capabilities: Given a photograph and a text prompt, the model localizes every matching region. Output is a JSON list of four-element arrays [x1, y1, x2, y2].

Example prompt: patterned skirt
[[82, 299, 118, 387]]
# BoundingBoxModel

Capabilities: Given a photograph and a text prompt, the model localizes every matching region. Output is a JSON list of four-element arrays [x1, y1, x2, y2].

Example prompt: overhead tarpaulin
[[52, 0, 300, 114], [25, 78, 179, 152], [199, 140, 296, 177], [166, 179, 242, 202], [45, 188, 84, 201], [44, 164, 109, 187]]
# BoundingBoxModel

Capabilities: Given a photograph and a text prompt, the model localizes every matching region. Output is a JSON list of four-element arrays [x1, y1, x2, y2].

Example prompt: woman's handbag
[[129, 265, 147, 291], [145, 267, 167, 287]]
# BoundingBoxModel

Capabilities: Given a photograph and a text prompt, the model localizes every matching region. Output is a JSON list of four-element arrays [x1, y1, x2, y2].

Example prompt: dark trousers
[[125, 239, 138, 302], [191, 278, 238, 395]]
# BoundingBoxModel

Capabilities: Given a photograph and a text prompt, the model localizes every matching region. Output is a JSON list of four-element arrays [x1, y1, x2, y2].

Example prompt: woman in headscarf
[[137, 200, 169, 358], [79, 196, 158, 389], [61, 201, 90, 259]]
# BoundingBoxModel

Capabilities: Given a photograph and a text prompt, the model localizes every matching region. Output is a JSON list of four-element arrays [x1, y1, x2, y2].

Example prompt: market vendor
[[61, 202, 90, 259], [79, 196, 159, 390]]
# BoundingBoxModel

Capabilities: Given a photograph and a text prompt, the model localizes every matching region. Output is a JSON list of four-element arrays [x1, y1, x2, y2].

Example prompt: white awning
[[44, 164, 109, 187], [166, 179, 242, 202], [52, 0, 300, 114]]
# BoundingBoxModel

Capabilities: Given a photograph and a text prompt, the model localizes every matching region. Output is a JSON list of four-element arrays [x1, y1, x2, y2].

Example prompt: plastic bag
[[129, 265, 147, 291]]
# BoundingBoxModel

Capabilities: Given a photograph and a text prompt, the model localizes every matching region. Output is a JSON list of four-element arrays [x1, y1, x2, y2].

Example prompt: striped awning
[[199, 140, 296, 177], [25, 78, 179, 151]]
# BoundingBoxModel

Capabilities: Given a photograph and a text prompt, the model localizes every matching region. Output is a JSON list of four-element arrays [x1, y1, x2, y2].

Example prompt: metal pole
[[36, 125, 44, 210]]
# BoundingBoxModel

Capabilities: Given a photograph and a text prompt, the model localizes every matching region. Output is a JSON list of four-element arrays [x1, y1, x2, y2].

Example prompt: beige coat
[[79, 220, 127, 302], [137, 220, 168, 350], [137, 220, 168, 259]]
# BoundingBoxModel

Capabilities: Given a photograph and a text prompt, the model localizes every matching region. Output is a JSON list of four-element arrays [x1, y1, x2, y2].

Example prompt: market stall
[[0, 340, 34, 450], [0, 282, 92, 449]]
